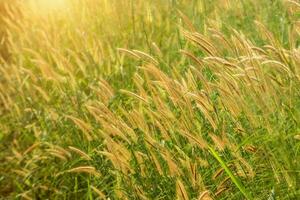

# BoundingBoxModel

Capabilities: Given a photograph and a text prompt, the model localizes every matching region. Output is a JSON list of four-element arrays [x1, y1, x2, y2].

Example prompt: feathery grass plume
[[48, 109, 59, 121], [255, 21, 279, 47], [286, 0, 300, 9], [198, 190, 213, 200], [134, 186, 148, 200], [151, 42, 162, 57], [11, 169, 29, 178], [161, 150, 179, 176], [185, 69, 200, 91], [68, 146, 91, 160], [183, 31, 217, 56], [33, 85, 50, 102], [177, 10, 196, 32], [176, 179, 189, 200], [180, 129, 208, 150], [133, 151, 147, 176], [261, 60, 292, 76], [244, 145, 258, 153], [235, 155, 255, 178], [218, 177, 231, 190], [149, 151, 163, 175], [23, 142, 40, 155], [133, 73, 148, 98], [1, 0, 299, 199], [16, 191, 33, 200], [180, 50, 204, 67], [11, 147, 22, 160], [0, 91, 10, 110], [209, 133, 226, 151], [195, 102, 218, 131], [90, 79, 114, 105], [91, 186, 106, 199], [30, 58, 63, 82], [48, 151, 68, 161], [46, 148, 69, 161], [212, 167, 225, 180], [121, 108, 149, 133], [119, 89, 149, 104], [101, 139, 132, 174], [66, 166, 100, 176], [99, 121, 133, 144], [294, 135, 300, 140], [85, 104, 106, 122], [46, 144, 72, 158], [117, 48, 141, 59], [215, 186, 229, 197], [208, 28, 235, 54], [99, 79, 114, 96], [132, 50, 159, 65], [86, 102, 137, 142], [65, 115, 93, 141], [187, 161, 201, 188], [151, 117, 172, 140], [96, 150, 118, 168]]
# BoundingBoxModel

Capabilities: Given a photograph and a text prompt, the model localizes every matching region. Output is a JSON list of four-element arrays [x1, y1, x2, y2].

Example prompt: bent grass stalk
[[208, 146, 253, 199]]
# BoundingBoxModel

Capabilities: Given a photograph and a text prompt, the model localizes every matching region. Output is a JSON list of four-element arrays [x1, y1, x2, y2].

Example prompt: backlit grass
[[0, 0, 300, 199]]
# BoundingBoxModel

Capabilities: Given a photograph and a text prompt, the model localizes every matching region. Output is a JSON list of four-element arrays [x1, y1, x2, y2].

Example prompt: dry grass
[[0, 0, 300, 199]]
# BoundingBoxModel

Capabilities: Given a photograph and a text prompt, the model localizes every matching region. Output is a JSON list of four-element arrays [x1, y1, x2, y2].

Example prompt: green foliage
[[0, 0, 300, 199]]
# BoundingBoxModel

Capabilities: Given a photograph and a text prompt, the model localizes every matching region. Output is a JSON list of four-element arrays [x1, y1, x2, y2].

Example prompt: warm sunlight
[[27, 0, 69, 14], [1, 0, 299, 199]]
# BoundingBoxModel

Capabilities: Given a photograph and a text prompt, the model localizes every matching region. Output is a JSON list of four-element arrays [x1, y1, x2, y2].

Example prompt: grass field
[[0, 0, 300, 199]]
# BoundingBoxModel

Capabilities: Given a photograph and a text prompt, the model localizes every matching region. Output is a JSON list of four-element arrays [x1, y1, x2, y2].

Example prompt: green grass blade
[[208, 146, 253, 199]]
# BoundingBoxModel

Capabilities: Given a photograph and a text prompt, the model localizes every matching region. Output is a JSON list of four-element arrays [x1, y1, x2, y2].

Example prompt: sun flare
[[28, 0, 69, 14]]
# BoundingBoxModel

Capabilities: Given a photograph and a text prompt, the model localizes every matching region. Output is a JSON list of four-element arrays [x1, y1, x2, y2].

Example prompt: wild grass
[[0, 0, 300, 199]]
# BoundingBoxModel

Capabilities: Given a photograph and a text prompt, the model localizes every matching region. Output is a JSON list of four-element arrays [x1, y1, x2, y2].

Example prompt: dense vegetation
[[0, 0, 300, 199]]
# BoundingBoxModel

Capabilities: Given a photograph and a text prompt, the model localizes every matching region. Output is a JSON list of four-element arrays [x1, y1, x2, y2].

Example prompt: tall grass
[[0, 0, 300, 199]]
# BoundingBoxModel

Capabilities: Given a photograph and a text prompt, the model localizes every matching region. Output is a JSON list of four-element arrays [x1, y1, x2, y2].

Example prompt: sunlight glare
[[28, 0, 69, 14]]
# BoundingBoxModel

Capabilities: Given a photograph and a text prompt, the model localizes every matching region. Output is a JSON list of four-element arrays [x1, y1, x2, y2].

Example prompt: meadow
[[0, 0, 300, 199]]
